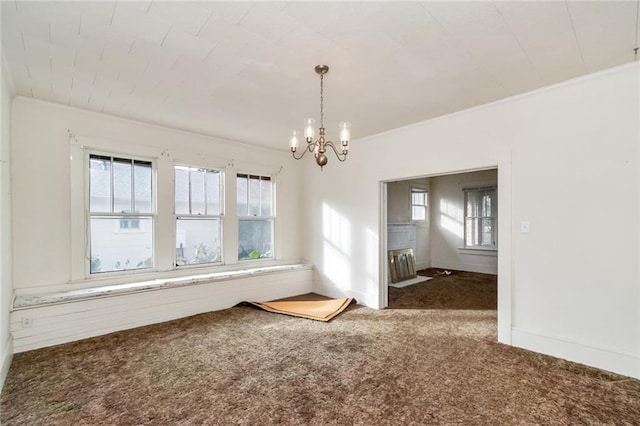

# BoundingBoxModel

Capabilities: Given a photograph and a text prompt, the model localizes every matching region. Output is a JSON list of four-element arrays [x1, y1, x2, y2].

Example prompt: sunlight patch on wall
[[323, 203, 351, 255], [322, 203, 351, 289], [440, 199, 463, 238], [364, 227, 378, 285]]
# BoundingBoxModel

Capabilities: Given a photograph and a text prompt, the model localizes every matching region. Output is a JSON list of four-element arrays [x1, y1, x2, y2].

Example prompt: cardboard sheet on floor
[[249, 297, 353, 322]]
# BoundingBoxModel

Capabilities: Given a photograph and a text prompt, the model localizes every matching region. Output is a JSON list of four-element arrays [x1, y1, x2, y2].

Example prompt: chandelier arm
[[291, 141, 318, 160], [325, 141, 348, 162], [291, 146, 309, 160]]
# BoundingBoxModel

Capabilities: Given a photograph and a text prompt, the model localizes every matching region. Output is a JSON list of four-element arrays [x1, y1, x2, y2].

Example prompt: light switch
[[520, 221, 530, 234]]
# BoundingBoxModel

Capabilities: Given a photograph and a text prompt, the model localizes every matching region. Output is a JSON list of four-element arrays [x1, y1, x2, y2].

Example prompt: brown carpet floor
[[2, 270, 639, 425]]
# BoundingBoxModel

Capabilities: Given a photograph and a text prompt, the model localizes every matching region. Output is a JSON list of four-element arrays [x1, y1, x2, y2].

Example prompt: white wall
[[430, 170, 497, 274], [1, 55, 14, 390], [386, 178, 430, 269], [306, 62, 639, 379], [11, 98, 305, 294], [8, 98, 312, 353]]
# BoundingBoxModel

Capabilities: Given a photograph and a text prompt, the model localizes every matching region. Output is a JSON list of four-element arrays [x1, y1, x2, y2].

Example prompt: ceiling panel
[[1, 1, 637, 151], [148, 1, 211, 36], [568, 1, 637, 72], [110, 2, 171, 46]]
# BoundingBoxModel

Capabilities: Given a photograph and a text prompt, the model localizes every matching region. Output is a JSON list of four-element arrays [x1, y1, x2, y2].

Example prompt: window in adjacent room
[[88, 154, 154, 274], [237, 173, 274, 260], [411, 188, 428, 221], [464, 186, 497, 249], [118, 218, 141, 231], [174, 166, 223, 267]]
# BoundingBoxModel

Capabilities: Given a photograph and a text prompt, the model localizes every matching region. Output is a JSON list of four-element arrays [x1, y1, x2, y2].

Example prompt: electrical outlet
[[22, 317, 33, 328]]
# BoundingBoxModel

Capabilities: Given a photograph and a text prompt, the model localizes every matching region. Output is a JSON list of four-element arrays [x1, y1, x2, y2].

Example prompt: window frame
[[86, 151, 156, 276], [463, 186, 497, 250], [174, 164, 225, 268], [236, 173, 275, 261], [410, 187, 428, 222]]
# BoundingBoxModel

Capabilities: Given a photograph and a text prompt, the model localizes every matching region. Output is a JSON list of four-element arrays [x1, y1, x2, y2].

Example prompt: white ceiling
[[2, 1, 638, 150]]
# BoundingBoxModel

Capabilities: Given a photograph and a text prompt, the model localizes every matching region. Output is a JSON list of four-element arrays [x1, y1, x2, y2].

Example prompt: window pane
[[480, 217, 495, 247], [89, 157, 111, 212], [206, 170, 221, 215], [260, 178, 272, 216], [113, 160, 132, 212], [174, 167, 189, 214], [412, 192, 425, 205], [464, 187, 497, 248], [481, 190, 495, 217], [237, 175, 248, 216], [238, 219, 273, 260], [465, 218, 478, 247], [466, 192, 478, 217], [248, 177, 260, 216], [134, 161, 152, 213], [190, 169, 206, 215], [412, 206, 425, 221], [176, 218, 221, 266], [90, 216, 153, 273]]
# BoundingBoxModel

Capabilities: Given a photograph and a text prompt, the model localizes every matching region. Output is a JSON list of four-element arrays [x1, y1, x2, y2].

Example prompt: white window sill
[[14, 262, 312, 310], [458, 247, 498, 256]]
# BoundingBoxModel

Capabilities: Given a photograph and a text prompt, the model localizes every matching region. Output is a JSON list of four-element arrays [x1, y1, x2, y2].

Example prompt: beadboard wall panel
[[11, 269, 312, 353]]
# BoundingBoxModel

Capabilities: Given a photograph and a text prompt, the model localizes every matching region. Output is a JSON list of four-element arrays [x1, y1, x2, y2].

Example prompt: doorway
[[380, 166, 510, 342]]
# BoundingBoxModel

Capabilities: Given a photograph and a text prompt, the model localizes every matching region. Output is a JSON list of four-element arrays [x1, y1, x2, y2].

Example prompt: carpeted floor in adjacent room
[[2, 270, 639, 424]]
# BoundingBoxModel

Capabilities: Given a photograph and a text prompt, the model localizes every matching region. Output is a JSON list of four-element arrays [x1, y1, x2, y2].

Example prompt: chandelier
[[289, 65, 351, 169]]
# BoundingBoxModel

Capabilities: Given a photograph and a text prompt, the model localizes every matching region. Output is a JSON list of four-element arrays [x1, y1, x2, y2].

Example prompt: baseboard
[[1, 335, 13, 394], [431, 262, 497, 275], [415, 262, 430, 271], [511, 328, 639, 379]]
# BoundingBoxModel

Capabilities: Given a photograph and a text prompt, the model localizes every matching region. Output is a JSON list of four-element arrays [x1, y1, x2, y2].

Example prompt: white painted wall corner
[[313, 278, 377, 309]]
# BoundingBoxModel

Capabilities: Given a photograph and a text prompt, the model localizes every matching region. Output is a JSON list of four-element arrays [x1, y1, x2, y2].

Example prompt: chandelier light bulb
[[304, 118, 315, 141], [289, 130, 299, 151], [339, 121, 351, 143]]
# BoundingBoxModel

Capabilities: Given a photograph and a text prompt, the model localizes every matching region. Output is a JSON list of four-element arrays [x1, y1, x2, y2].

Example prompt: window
[[88, 154, 154, 274], [237, 174, 273, 260], [411, 188, 428, 221], [118, 218, 140, 231], [464, 187, 497, 249], [175, 166, 223, 266]]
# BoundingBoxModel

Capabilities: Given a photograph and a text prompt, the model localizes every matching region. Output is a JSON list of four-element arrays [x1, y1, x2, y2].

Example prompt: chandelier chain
[[320, 73, 324, 128]]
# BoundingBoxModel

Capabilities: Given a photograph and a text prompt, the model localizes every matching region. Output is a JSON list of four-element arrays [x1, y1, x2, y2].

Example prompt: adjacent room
[[385, 169, 498, 312], [1, 1, 639, 423]]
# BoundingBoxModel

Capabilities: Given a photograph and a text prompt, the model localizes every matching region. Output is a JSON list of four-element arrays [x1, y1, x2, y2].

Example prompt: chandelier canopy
[[289, 65, 351, 169]]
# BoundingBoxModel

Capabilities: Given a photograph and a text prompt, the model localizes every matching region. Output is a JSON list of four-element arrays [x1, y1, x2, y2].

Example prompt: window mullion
[[203, 170, 208, 215], [259, 177, 263, 216], [246, 176, 250, 216], [188, 168, 192, 214], [110, 157, 115, 213], [92, 211, 152, 217], [130, 159, 135, 213]]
